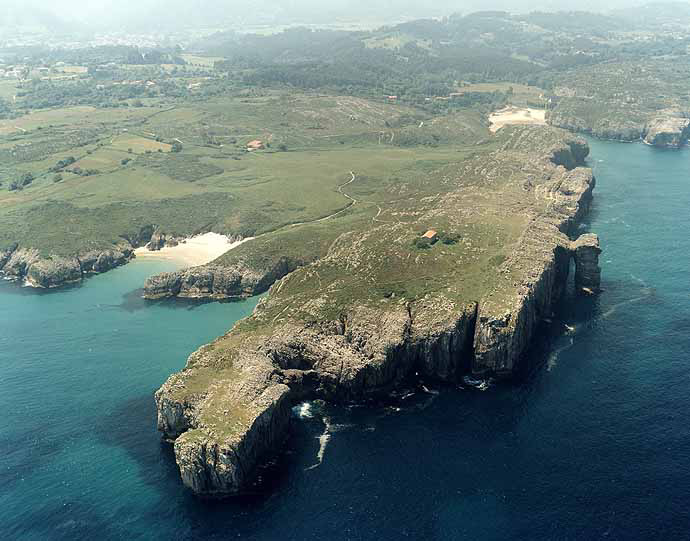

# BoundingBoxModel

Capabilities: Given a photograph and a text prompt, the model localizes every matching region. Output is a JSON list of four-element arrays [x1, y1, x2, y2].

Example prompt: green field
[[0, 91, 496, 256]]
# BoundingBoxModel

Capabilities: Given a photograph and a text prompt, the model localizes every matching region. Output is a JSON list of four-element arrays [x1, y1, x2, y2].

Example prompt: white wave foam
[[305, 416, 331, 471], [293, 401, 314, 419], [462, 375, 492, 391], [602, 293, 650, 319], [547, 337, 575, 371]]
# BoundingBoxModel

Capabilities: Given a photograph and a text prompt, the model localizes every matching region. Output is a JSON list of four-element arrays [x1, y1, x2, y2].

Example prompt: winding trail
[[289, 171, 358, 227]]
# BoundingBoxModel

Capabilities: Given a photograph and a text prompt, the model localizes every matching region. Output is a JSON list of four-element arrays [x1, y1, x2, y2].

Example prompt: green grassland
[[456, 82, 546, 108], [0, 90, 498, 256]]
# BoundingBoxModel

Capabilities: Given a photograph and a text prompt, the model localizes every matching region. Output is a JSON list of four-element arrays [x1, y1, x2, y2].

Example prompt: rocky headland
[[547, 100, 690, 148], [643, 117, 690, 148], [0, 243, 134, 288], [153, 126, 602, 496], [0, 226, 184, 289]]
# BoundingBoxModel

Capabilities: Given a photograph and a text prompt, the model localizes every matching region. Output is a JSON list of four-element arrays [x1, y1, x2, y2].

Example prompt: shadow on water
[[0, 427, 78, 488], [117, 289, 254, 312], [515, 269, 661, 383], [10, 500, 123, 541], [90, 271, 666, 524], [93, 393, 308, 508]]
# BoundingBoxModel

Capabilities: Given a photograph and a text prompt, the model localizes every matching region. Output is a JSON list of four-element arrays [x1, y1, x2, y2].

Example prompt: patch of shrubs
[[440, 232, 461, 245], [8, 172, 34, 191], [411, 230, 461, 250], [411, 237, 432, 250], [67, 166, 101, 177], [49, 156, 76, 172]]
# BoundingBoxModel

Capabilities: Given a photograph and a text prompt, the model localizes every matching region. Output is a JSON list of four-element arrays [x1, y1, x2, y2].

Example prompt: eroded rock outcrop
[[1, 247, 41, 281], [644, 117, 690, 148], [80, 248, 133, 274], [1, 222, 158, 289], [0, 245, 134, 288], [0, 243, 19, 271], [146, 228, 180, 251], [143, 257, 299, 300], [25, 256, 82, 288]]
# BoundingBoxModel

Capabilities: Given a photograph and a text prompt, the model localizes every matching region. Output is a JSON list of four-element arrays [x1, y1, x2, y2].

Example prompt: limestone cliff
[[155, 127, 603, 497], [643, 117, 690, 148], [144, 257, 296, 300], [0, 244, 134, 288], [0, 224, 181, 289], [547, 102, 690, 149]]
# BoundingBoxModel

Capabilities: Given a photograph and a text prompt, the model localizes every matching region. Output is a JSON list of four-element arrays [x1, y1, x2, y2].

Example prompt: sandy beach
[[489, 107, 546, 133], [134, 232, 250, 267]]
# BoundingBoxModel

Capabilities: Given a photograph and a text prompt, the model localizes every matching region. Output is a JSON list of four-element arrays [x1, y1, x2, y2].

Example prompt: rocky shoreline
[[154, 130, 603, 497], [143, 257, 296, 301], [547, 108, 690, 148], [0, 243, 134, 289], [0, 227, 210, 290]]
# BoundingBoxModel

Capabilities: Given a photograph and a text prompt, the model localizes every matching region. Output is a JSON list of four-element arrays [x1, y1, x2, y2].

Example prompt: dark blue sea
[[2, 137, 690, 540]]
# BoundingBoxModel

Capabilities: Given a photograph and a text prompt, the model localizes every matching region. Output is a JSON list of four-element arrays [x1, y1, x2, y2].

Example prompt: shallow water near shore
[[3, 137, 690, 539]]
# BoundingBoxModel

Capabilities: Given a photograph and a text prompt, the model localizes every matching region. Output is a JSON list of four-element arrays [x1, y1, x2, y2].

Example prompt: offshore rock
[[644, 117, 690, 148], [572, 233, 602, 293]]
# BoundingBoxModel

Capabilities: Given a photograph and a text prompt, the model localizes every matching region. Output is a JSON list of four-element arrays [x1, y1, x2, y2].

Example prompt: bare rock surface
[[644, 117, 690, 148]]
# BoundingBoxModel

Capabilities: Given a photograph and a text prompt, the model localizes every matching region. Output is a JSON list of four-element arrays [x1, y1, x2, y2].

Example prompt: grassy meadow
[[0, 90, 499, 256]]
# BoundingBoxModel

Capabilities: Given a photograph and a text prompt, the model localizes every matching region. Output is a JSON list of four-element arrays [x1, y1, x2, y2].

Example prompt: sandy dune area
[[134, 232, 250, 267], [489, 107, 546, 132]]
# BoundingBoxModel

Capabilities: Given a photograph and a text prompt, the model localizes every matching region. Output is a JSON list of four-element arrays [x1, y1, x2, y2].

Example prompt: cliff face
[[155, 128, 603, 497], [572, 234, 602, 293], [548, 105, 690, 149], [0, 245, 133, 288], [144, 257, 297, 300], [471, 163, 596, 376], [643, 117, 690, 148], [156, 302, 480, 495], [0, 223, 186, 289]]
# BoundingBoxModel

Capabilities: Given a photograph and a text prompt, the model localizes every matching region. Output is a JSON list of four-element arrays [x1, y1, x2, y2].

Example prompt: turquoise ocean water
[[2, 137, 690, 539]]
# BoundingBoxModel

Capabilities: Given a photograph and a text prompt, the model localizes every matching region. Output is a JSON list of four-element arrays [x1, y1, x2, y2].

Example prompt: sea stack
[[572, 233, 602, 294]]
